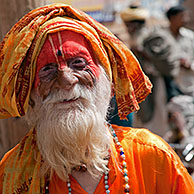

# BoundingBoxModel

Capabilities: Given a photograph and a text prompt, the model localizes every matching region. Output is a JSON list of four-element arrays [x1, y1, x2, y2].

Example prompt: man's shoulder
[[144, 26, 171, 39], [180, 27, 194, 39], [112, 125, 172, 154]]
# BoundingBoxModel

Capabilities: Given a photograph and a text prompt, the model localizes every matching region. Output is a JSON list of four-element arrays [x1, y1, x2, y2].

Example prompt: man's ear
[[29, 97, 35, 108], [29, 87, 36, 108]]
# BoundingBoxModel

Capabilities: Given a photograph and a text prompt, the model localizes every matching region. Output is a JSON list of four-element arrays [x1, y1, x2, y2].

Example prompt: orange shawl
[[1, 125, 194, 193], [0, 3, 152, 120]]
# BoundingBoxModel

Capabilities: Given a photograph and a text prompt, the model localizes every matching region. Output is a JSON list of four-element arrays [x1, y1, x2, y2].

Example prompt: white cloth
[[175, 27, 194, 97]]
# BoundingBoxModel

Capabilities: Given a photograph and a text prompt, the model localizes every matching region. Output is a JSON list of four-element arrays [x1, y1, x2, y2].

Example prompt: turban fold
[[0, 3, 152, 119]]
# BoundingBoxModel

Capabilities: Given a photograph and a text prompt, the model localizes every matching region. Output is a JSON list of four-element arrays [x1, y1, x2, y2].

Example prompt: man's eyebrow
[[40, 63, 58, 69]]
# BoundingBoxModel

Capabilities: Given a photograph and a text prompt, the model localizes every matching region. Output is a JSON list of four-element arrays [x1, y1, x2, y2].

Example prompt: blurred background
[[1, 0, 194, 178]]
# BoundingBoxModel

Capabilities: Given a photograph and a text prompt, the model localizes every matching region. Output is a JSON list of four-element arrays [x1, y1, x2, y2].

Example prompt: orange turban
[[0, 3, 152, 119]]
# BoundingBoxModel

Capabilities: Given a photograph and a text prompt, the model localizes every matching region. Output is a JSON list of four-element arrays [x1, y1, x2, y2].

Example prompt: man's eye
[[41, 66, 53, 71], [68, 57, 87, 70], [39, 63, 57, 81]]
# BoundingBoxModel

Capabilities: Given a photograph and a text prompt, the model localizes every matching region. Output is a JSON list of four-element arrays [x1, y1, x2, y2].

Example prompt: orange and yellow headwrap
[[0, 3, 152, 119]]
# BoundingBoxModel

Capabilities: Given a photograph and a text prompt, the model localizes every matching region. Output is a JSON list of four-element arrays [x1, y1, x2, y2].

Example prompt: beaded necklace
[[45, 125, 130, 193], [109, 125, 130, 194]]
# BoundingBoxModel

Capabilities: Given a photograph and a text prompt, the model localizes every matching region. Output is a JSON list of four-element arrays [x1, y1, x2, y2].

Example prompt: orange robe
[[1, 125, 194, 193]]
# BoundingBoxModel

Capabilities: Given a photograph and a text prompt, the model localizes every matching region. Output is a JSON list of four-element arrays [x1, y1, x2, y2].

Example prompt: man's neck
[[169, 24, 180, 38], [71, 170, 102, 194]]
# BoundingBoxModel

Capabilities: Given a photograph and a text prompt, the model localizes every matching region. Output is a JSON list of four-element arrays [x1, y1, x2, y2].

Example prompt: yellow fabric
[[0, 128, 45, 193], [0, 3, 152, 120], [1, 125, 194, 193]]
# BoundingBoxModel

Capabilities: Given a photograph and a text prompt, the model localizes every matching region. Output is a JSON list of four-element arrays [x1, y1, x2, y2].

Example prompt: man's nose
[[54, 67, 79, 90]]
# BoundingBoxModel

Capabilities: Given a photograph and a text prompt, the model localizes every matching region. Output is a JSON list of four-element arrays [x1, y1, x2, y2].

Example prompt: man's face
[[124, 20, 145, 35], [27, 30, 112, 180], [34, 30, 100, 102], [170, 11, 190, 28]]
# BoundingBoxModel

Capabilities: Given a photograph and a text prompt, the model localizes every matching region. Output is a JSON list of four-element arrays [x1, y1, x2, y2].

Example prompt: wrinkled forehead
[[36, 30, 96, 72]]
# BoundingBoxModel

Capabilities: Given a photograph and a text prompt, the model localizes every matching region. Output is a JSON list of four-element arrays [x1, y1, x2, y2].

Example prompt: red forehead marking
[[34, 30, 100, 88]]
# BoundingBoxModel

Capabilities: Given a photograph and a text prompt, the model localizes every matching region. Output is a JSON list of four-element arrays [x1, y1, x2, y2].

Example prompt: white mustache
[[43, 84, 92, 105]]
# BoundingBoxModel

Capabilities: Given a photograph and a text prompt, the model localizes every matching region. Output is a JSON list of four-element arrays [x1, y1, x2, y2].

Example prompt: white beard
[[26, 67, 112, 181]]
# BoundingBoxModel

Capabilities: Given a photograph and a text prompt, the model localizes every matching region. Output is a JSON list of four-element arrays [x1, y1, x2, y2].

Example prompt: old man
[[0, 4, 194, 194]]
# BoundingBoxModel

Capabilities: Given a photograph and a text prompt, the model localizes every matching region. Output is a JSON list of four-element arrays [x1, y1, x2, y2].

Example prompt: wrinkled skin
[[33, 30, 100, 101], [30, 31, 107, 194]]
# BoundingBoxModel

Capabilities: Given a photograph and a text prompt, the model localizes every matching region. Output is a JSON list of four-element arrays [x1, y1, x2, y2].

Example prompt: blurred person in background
[[120, 5, 168, 137], [143, 5, 194, 144], [164, 5, 194, 144], [0, 3, 194, 194]]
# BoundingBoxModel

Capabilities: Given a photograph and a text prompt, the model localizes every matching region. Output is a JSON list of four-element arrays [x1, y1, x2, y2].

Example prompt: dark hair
[[129, 20, 145, 24], [129, 5, 139, 9], [166, 5, 186, 19]]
